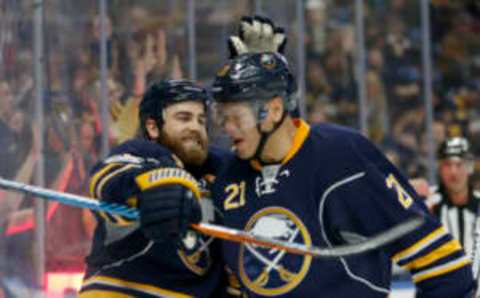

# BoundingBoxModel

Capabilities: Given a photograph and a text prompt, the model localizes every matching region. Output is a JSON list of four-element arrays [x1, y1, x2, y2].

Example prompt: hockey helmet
[[437, 136, 473, 160], [139, 79, 210, 136], [211, 52, 297, 113]]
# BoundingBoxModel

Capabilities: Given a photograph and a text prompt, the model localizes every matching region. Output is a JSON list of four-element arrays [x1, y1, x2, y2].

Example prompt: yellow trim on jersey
[[96, 196, 137, 225], [96, 211, 136, 226], [111, 214, 136, 226], [392, 226, 446, 262], [82, 275, 193, 298], [135, 168, 201, 199], [95, 164, 138, 198], [250, 118, 310, 171], [126, 196, 138, 208], [97, 211, 113, 223], [78, 289, 135, 298], [412, 256, 470, 283], [282, 119, 310, 164], [402, 239, 462, 270], [90, 163, 122, 197]]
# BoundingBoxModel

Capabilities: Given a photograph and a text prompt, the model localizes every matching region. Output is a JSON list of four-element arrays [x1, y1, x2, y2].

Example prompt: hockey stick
[[0, 177, 423, 258]]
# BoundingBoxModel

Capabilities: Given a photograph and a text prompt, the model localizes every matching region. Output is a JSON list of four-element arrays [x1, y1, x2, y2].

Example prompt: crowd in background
[[0, 0, 479, 294]]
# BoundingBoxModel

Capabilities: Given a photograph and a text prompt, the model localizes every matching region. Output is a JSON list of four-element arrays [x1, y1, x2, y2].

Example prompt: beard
[[159, 130, 208, 166]]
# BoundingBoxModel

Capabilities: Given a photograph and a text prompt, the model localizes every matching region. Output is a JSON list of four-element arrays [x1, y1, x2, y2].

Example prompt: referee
[[429, 136, 479, 259]]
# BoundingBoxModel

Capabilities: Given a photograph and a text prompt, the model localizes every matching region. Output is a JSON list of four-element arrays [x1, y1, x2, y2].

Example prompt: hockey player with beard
[[79, 79, 229, 298], [209, 18, 476, 297], [79, 16, 295, 298]]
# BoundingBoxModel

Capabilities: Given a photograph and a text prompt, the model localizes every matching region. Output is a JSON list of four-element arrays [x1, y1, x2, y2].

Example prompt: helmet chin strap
[[250, 109, 287, 164]]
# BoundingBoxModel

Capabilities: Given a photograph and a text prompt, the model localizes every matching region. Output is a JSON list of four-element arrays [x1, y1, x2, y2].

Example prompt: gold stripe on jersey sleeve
[[402, 239, 462, 270], [110, 214, 136, 226], [412, 256, 470, 283], [392, 226, 447, 262], [78, 289, 135, 298], [82, 275, 193, 298], [95, 164, 138, 199], [96, 211, 113, 223], [90, 163, 122, 197], [96, 211, 135, 226]]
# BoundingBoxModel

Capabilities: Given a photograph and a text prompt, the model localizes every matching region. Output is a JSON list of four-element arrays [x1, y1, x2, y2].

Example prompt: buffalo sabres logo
[[239, 207, 312, 296], [178, 230, 214, 275], [178, 192, 216, 275], [260, 53, 277, 70]]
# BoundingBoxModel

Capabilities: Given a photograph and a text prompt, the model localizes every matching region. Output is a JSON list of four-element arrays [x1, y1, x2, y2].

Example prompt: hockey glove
[[228, 15, 287, 58], [135, 168, 202, 243]]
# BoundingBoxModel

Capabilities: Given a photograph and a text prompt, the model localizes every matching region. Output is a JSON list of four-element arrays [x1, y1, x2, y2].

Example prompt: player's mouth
[[182, 136, 205, 149], [233, 138, 244, 150]]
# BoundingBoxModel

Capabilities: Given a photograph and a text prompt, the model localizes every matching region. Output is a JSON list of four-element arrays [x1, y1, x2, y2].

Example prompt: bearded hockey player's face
[[216, 102, 261, 159], [160, 101, 208, 166]]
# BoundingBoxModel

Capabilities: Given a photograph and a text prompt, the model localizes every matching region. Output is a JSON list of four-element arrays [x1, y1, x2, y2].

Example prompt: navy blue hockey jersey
[[212, 120, 474, 298], [80, 139, 230, 298]]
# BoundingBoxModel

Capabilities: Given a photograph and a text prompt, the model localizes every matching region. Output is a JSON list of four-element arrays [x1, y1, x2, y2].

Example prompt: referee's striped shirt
[[431, 185, 480, 259]]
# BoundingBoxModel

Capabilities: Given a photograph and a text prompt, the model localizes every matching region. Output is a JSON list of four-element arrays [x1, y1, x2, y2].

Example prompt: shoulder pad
[[104, 153, 144, 165], [107, 139, 177, 168]]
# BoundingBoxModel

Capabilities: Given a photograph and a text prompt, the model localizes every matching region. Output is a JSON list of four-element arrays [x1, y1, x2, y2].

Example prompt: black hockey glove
[[135, 168, 202, 243], [228, 15, 287, 58]]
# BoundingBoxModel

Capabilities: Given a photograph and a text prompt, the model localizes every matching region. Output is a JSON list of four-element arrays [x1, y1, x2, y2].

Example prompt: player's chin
[[235, 147, 254, 160], [180, 144, 208, 166]]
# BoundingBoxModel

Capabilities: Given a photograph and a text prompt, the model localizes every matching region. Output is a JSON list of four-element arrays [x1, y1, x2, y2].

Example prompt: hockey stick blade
[[0, 177, 423, 257]]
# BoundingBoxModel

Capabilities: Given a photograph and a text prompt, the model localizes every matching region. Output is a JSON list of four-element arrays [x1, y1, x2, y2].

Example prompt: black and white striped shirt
[[431, 185, 480, 259]]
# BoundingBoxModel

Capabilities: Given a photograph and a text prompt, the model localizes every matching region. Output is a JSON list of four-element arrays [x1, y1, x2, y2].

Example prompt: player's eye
[[175, 112, 192, 122], [198, 116, 206, 126]]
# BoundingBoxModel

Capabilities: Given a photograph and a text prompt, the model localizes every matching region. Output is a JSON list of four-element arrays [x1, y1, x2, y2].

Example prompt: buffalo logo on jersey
[[239, 207, 312, 296], [178, 178, 216, 275], [178, 230, 214, 275]]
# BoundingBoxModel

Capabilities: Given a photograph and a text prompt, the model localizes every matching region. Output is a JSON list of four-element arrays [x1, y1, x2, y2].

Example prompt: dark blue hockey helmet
[[211, 52, 297, 113], [139, 79, 210, 137]]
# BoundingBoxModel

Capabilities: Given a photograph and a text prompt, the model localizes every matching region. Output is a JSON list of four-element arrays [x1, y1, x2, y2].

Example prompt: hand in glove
[[228, 15, 287, 58], [135, 168, 202, 243]]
